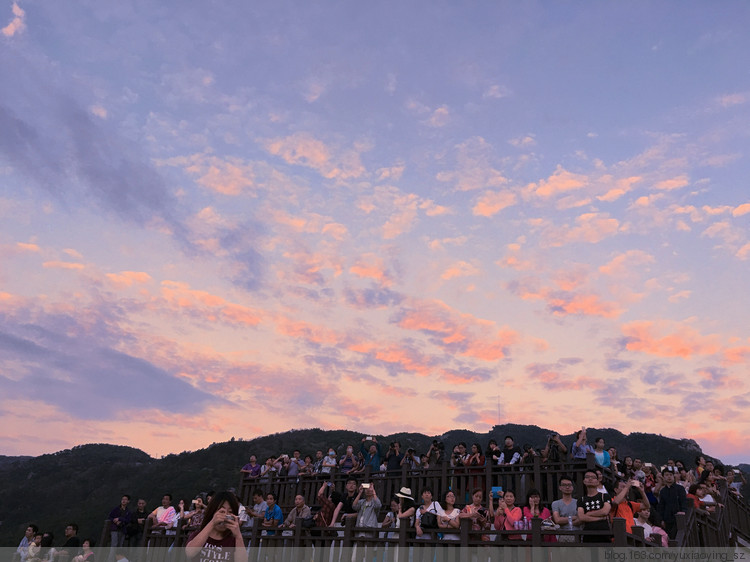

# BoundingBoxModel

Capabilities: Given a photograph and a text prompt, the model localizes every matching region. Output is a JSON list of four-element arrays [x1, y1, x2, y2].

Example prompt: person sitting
[[523, 488, 555, 542], [459, 488, 491, 542], [577, 469, 612, 543], [492, 489, 522, 541], [281, 495, 312, 529], [438, 490, 461, 541], [353, 483, 381, 538], [58, 524, 81, 559], [17, 524, 38, 562], [247, 490, 267, 522], [610, 479, 649, 533], [314, 478, 343, 529], [632, 506, 668, 546], [185, 491, 246, 562], [261, 492, 283, 536], [182, 495, 206, 530], [415, 487, 444, 540], [148, 494, 177, 532], [394, 487, 416, 529], [551, 476, 580, 543], [71, 539, 95, 562]]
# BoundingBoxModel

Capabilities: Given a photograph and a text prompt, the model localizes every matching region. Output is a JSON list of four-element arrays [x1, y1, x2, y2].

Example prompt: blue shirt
[[265, 504, 283, 535]]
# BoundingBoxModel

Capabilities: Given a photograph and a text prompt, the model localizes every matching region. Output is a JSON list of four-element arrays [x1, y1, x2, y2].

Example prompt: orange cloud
[[732, 203, 750, 217], [275, 316, 341, 345], [396, 298, 519, 361], [472, 190, 517, 217], [264, 132, 365, 180], [654, 175, 689, 191], [597, 176, 642, 202], [599, 250, 655, 277], [547, 293, 622, 318], [106, 271, 152, 288], [16, 242, 40, 253], [349, 253, 392, 286], [160, 281, 263, 327], [435, 137, 508, 192], [526, 166, 588, 199], [42, 261, 85, 270], [441, 261, 480, 280], [621, 321, 721, 358], [545, 212, 620, 247]]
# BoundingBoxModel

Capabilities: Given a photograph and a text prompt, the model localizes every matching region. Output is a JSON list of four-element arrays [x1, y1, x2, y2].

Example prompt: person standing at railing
[[570, 428, 595, 460], [656, 468, 687, 540], [107, 495, 131, 562], [360, 437, 383, 472]]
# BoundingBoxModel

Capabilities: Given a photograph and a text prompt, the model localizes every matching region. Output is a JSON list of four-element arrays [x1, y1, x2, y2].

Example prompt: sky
[[1, 1, 750, 466]]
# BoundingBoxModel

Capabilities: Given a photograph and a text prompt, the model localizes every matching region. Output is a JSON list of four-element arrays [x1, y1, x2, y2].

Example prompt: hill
[[0, 425, 740, 546]]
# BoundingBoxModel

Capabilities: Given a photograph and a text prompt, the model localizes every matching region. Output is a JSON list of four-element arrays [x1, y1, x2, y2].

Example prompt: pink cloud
[[621, 320, 722, 358], [525, 166, 588, 199], [263, 132, 365, 180], [545, 212, 620, 247], [440, 261, 480, 280], [599, 250, 655, 277], [654, 175, 689, 191], [472, 190, 517, 217], [349, 253, 392, 286], [160, 281, 263, 327], [42, 261, 85, 270], [1, 2, 25, 37], [106, 271, 153, 288], [396, 298, 519, 360]]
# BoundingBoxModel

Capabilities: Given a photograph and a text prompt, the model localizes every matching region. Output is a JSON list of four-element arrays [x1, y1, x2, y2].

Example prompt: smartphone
[[362, 483, 371, 489], [326, 482, 333, 487], [366, 436, 373, 441], [491, 486, 503, 498]]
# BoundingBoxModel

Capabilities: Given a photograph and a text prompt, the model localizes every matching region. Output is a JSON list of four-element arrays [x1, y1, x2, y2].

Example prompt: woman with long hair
[[186, 491, 246, 562]]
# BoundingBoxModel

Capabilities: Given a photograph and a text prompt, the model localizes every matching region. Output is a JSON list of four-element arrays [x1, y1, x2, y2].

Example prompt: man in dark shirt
[[130, 499, 148, 548], [657, 468, 687, 539], [577, 469, 612, 543], [385, 441, 404, 472], [339, 477, 359, 521], [108, 495, 132, 562], [497, 436, 522, 465], [58, 523, 80, 557]]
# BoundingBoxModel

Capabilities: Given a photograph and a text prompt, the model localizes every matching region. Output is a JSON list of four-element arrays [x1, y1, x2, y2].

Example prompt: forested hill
[[0, 425, 734, 546]]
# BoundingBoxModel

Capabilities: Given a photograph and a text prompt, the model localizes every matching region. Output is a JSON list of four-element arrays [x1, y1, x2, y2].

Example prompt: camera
[[433, 440, 444, 450], [225, 515, 235, 522]]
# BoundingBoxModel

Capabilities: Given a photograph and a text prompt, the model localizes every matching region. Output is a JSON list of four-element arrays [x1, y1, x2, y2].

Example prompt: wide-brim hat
[[395, 487, 413, 500]]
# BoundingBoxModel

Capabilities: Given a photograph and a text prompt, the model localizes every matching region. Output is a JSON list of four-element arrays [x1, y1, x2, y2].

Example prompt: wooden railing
[[237, 455, 609, 514]]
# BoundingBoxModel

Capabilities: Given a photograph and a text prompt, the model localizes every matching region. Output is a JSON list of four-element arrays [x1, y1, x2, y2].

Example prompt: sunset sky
[[2, 2, 750, 465]]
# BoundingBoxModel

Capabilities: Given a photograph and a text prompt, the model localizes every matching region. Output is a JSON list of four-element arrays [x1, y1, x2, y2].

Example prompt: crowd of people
[[15, 431, 746, 562]]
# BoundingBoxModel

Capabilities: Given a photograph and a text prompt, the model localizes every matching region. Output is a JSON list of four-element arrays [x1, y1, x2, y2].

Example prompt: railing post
[[343, 514, 354, 547], [100, 519, 111, 550], [293, 517, 303, 547], [530, 515, 542, 546], [459, 517, 470, 546], [612, 517, 627, 546]]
